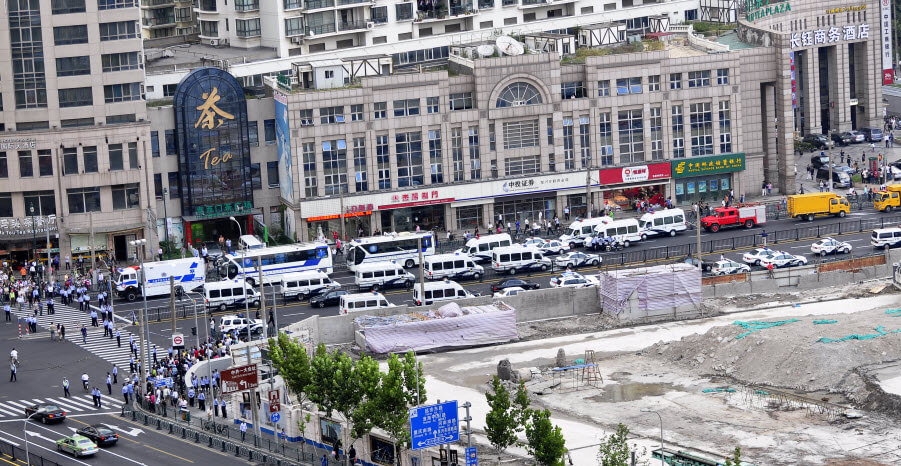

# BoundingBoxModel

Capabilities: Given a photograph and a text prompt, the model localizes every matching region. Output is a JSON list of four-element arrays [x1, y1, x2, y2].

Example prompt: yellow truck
[[786, 192, 850, 221], [874, 185, 901, 212]]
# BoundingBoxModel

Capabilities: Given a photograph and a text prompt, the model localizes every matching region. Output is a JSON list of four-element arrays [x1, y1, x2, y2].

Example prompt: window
[[579, 116, 591, 168], [468, 127, 480, 179], [597, 80, 610, 97], [128, 142, 138, 169], [396, 3, 413, 20], [163, 84, 177, 97], [10, 0, 47, 110], [427, 97, 439, 114], [303, 142, 318, 196], [165, 130, 176, 155], [249, 163, 261, 190], [321, 140, 347, 195], [393, 99, 420, 117], [374, 102, 386, 119], [98, 0, 138, 9], [670, 73, 682, 90], [562, 118, 574, 170], [648, 75, 661, 92], [376, 135, 390, 189], [0, 195, 10, 217], [689, 102, 713, 156], [267, 161, 281, 188], [561, 81, 586, 99], [35, 150, 51, 177], [429, 130, 443, 183], [285, 17, 304, 36], [100, 21, 139, 41], [717, 68, 729, 85], [168, 172, 181, 198], [546, 117, 554, 145], [154, 174, 162, 199], [18, 151, 32, 177], [598, 112, 613, 166], [51, 0, 85, 14], [54, 25, 88, 45], [104, 83, 143, 103], [688, 70, 711, 88], [247, 121, 259, 147], [396, 132, 423, 187], [319, 107, 344, 124], [450, 93, 473, 111], [23, 191, 56, 216], [0, 153, 6, 178], [58, 87, 92, 107], [108, 144, 124, 171], [353, 137, 367, 191], [497, 82, 543, 107], [264, 119, 276, 143], [672, 105, 685, 158], [505, 155, 540, 176], [371, 6, 388, 23], [56, 56, 90, 76], [236, 19, 261, 37], [284, 0, 301, 9], [299, 110, 313, 127], [67, 187, 101, 213], [111, 184, 140, 210], [618, 109, 644, 163], [503, 120, 539, 150], [150, 131, 160, 157], [451, 128, 464, 182], [102, 52, 142, 72], [719, 101, 732, 153], [650, 107, 664, 160], [616, 77, 642, 95], [235, 0, 259, 11], [63, 148, 78, 175], [83, 146, 98, 172], [351, 104, 363, 121], [61, 118, 93, 128]]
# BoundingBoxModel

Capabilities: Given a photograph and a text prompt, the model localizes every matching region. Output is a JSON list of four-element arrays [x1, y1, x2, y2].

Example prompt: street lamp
[[229, 217, 250, 325], [23, 410, 43, 465], [29, 203, 36, 265], [640, 408, 664, 466], [129, 238, 150, 391], [162, 188, 170, 258]]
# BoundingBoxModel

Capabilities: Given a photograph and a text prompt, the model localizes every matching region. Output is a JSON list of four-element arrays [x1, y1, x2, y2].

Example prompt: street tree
[[512, 381, 531, 432], [597, 423, 631, 466], [485, 376, 517, 454], [375, 352, 426, 464], [724, 446, 742, 466], [525, 409, 566, 466], [268, 332, 312, 402]]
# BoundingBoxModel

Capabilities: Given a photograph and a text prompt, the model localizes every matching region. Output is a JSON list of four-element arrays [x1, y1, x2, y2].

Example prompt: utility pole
[[418, 236, 425, 302], [461, 401, 472, 447], [45, 217, 53, 284], [270, 282, 278, 338], [339, 187, 346, 243], [694, 204, 702, 268], [585, 156, 592, 218], [170, 276, 176, 336], [89, 211, 96, 287], [245, 343, 261, 439], [828, 129, 834, 193], [257, 260, 267, 342]]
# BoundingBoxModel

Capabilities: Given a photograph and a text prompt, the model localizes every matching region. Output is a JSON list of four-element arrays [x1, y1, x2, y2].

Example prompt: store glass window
[[108, 144, 124, 171], [451, 128, 464, 182], [38, 150, 52, 176], [456, 206, 483, 231], [689, 102, 713, 156], [247, 121, 259, 147], [267, 161, 280, 188], [617, 109, 644, 163], [322, 140, 347, 194], [151, 131, 160, 157], [63, 148, 78, 175], [494, 196, 556, 227]]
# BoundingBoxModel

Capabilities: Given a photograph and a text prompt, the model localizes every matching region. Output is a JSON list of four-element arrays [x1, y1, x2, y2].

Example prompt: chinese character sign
[[790, 23, 870, 48], [881, 0, 894, 84], [409, 401, 460, 450]]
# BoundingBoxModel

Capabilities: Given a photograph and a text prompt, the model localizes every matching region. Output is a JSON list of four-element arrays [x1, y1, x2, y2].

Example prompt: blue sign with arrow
[[465, 447, 478, 466], [154, 377, 173, 388], [270, 412, 280, 423], [409, 400, 459, 451]]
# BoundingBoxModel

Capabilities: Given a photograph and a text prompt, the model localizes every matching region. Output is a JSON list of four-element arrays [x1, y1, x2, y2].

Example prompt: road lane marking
[[0, 430, 91, 465], [27, 422, 148, 465]]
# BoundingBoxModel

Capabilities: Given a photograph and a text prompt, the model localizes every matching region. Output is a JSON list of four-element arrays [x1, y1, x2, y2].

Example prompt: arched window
[[496, 82, 543, 108]]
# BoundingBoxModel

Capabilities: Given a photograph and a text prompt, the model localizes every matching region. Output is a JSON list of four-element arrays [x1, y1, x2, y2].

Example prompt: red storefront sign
[[378, 190, 454, 210], [597, 163, 671, 185]]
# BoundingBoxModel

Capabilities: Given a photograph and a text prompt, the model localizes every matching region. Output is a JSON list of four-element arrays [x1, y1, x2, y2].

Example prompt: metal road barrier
[[0, 436, 61, 466]]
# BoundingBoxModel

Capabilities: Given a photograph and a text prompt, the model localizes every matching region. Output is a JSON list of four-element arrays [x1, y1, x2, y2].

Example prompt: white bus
[[346, 232, 435, 272], [218, 243, 333, 286]]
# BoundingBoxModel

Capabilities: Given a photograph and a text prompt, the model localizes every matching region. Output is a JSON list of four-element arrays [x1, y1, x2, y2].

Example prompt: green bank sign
[[671, 153, 745, 178], [746, 0, 791, 22]]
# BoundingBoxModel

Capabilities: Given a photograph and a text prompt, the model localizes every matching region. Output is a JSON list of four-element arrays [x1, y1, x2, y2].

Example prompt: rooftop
[[144, 43, 280, 74], [714, 31, 760, 50]]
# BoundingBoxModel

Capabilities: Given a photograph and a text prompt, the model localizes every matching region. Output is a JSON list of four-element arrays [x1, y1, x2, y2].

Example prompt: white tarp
[[598, 263, 701, 314]]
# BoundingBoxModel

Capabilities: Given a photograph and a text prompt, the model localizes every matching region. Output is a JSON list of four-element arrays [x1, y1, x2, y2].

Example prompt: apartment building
[[141, 0, 195, 38], [0, 0, 154, 265]]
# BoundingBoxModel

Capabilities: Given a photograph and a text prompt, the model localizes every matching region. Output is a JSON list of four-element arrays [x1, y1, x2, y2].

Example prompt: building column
[[481, 202, 493, 230], [801, 49, 821, 134], [775, 39, 798, 194], [830, 44, 852, 132]]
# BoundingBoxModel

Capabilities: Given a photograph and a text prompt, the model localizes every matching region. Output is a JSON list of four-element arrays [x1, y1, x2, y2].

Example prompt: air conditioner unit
[[366, 21, 374, 29], [209, 39, 219, 46], [291, 36, 304, 44]]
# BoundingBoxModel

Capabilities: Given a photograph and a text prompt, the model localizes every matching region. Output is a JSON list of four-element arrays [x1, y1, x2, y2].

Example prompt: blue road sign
[[409, 400, 459, 451], [465, 447, 478, 466], [154, 377, 173, 388], [270, 412, 281, 423]]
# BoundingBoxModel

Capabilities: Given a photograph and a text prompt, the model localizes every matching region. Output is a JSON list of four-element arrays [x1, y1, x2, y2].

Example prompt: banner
[[596, 163, 671, 185], [882, 0, 894, 84]]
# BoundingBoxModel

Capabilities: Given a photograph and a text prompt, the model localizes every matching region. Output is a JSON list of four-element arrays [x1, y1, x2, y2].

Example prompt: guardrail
[[0, 436, 61, 466]]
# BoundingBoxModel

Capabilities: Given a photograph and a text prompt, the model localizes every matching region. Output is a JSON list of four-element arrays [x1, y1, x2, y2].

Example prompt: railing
[[305, 23, 336, 35], [0, 436, 61, 466], [337, 0, 372, 5], [143, 16, 176, 26], [338, 20, 368, 31], [304, 0, 334, 9], [142, 0, 175, 6]]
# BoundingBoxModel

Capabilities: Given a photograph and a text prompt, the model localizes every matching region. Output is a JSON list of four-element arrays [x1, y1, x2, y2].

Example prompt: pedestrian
[[106, 373, 112, 395], [321, 455, 327, 466], [872, 142, 876, 152], [213, 398, 219, 417], [9, 362, 16, 382], [188, 387, 195, 407], [198, 391, 206, 411], [112, 364, 118, 384], [349, 445, 357, 464], [63, 377, 70, 397], [240, 421, 247, 441], [220, 398, 228, 418], [81, 325, 87, 344], [761, 181, 767, 197], [60, 324, 65, 341], [116, 329, 121, 347], [95, 388, 102, 408], [91, 387, 98, 407], [4, 303, 10, 322], [121, 383, 129, 404]]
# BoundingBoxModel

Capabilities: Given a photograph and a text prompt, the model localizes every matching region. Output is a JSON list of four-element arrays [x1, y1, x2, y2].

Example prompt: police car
[[810, 237, 852, 256], [553, 252, 601, 268], [549, 271, 599, 288], [711, 260, 751, 276], [742, 248, 774, 265], [758, 252, 808, 269]]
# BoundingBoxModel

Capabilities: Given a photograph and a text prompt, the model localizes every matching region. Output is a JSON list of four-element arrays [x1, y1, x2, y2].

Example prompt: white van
[[203, 280, 261, 312], [413, 280, 476, 306], [339, 292, 394, 314], [239, 234, 265, 250], [456, 234, 513, 262], [218, 314, 263, 336], [639, 208, 687, 239], [594, 218, 642, 247], [871, 228, 901, 249], [560, 217, 611, 247], [280, 271, 340, 301], [423, 253, 485, 281], [353, 261, 416, 291], [491, 246, 552, 275]]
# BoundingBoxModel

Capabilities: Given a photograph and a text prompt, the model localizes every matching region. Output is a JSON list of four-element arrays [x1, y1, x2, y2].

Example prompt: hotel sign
[[745, 0, 791, 22], [0, 138, 36, 151], [790, 24, 870, 48], [826, 5, 865, 14], [671, 153, 746, 178]]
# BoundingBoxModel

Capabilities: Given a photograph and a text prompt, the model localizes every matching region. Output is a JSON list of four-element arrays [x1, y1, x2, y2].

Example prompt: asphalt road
[[0, 318, 251, 466], [90, 204, 897, 351]]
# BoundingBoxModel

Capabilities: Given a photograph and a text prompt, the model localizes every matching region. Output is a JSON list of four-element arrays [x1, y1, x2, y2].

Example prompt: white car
[[538, 240, 570, 255], [521, 237, 546, 248], [219, 315, 263, 336], [493, 287, 527, 298], [742, 248, 774, 265], [810, 237, 852, 256], [711, 260, 751, 276], [549, 271, 599, 288], [848, 130, 866, 143], [759, 252, 808, 269], [554, 251, 601, 268]]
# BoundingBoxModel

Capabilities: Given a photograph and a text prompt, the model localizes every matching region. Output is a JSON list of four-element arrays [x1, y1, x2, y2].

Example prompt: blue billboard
[[274, 92, 295, 205]]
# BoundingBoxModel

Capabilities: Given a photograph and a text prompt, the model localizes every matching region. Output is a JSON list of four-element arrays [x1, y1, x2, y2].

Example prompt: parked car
[[759, 252, 808, 268], [554, 251, 601, 268], [75, 425, 119, 447], [537, 240, 570, 255], [742, 248, 774, 266], [489, 278, 540, 293], [803, 134, 833, 149], [810, 237, 852, 256], [810, 154, 830, 169], [847, 130, 866, 143], [549, 271, 599, 288], [521, 237, 546, 248], [493, 287, 527, 298], [711, 260, 751, 276], [56, 435, 99, 457], [310, 289, 349, 308], [831, 132, 852, 146], [24, 404, 66, 424]]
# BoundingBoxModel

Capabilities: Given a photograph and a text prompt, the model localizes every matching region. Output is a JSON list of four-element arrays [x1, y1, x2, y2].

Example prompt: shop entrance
[[188, 216, 247, 250], [604, 185, 666, 211], [674, 175, 733, 204], [382, 205, 446, 233], [114, 235, 127, 262], [494, 196, 556, 228]]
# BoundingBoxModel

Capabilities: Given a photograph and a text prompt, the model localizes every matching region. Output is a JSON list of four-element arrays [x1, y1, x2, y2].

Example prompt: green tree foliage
[[525, 409, 566, 466], [267, 333, 312, 402], [376, 352, 426, 454], [724, 446, 742, 466], [597, 423, 631, 466], [512, 381, 531, 431], [485, 377, 517, 453]]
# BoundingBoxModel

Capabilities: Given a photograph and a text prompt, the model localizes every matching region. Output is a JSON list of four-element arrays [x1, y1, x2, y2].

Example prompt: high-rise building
[[141, 0, 196, 39], [0, 0, 154, 265]]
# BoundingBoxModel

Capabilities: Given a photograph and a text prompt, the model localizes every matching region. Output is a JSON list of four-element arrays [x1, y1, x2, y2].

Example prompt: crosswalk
[[0, 395, 121, 419], [12, 301, 138, 372]]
